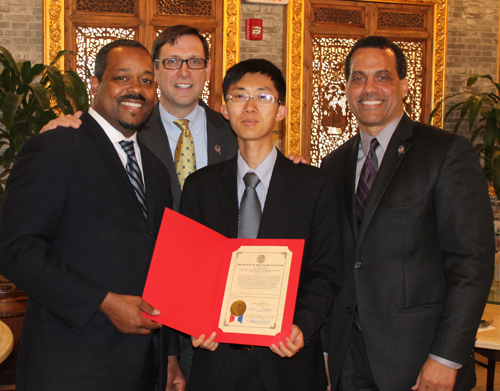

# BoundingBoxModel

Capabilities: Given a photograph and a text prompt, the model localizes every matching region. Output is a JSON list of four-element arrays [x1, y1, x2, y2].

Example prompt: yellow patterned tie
[[174, 119, 196, 189]]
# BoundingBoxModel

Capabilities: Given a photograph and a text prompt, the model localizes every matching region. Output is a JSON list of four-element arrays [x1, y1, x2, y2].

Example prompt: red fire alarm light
[[246, 19, 263, 40]]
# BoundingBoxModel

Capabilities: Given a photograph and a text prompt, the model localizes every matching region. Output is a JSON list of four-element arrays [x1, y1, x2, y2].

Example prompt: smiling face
[[346, 47, 408, 136], [90, 46, 155, 138], [155, 34, 211, 118], [221, 72, 287, 149]]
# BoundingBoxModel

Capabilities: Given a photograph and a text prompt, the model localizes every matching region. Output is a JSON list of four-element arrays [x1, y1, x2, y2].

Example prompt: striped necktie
[[356, 138, 379, 224], [238, 172, 262, 239], [119, 140, 147, 219], [174, 119, 196, 190]]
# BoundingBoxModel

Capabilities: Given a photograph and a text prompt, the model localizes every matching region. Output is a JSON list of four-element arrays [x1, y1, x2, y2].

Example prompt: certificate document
[[219, 246, 292, 336], [143, 208, 304, 346]]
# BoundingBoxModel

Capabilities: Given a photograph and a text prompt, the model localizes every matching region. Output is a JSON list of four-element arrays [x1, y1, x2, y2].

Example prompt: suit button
[[347, 307, 353, 314], [355, 262, 361, 268]]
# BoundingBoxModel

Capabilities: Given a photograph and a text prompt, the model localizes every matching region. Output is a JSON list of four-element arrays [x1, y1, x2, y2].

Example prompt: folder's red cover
[[143, 208, 305, 346]]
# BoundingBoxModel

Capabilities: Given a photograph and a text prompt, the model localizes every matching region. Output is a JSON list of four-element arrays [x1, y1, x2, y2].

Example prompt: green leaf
[[1, 92, 23, 131], [483, 117, 497, 147], [64, 70, 89, 111], [50, 50, 75, 66], [1, 147, 14, 170], [30, 82, 51, 111], [0, 46, 20, 77], [23, 63, 45, 85], [44, 65, 68, 110], [466, 74, 480, 88]]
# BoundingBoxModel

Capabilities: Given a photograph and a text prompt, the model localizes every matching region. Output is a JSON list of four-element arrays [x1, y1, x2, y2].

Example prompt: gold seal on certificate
[[230, 300, 247, 317], [219, 246, 293, 336]]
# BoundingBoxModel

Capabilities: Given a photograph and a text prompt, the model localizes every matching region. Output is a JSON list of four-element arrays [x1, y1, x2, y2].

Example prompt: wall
[[0, 0, 42, 64], [239, 0, 284, 71], [443, 0, 499, 134]]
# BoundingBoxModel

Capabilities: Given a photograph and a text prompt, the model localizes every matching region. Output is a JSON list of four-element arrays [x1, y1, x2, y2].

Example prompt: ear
[[90, 75, 100, 97], [220, 104, 230, 120], [276, 105, 288, 121], [205, 60, 212, 83], [401, 78, 409, 99]]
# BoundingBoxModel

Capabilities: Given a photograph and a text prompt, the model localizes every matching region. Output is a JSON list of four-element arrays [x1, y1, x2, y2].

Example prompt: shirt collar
[[359, 113, 403, 157], [159, 102, 202, 128], [89, 107, 138, 144], [237, 147, 277, 189]]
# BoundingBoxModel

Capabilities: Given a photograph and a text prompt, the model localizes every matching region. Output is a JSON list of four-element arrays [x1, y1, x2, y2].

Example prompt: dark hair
[[344, 36, 407, 81], [94, 39, 149, 81], [222, 59, 286, 104], [152, 25, 210, 67]]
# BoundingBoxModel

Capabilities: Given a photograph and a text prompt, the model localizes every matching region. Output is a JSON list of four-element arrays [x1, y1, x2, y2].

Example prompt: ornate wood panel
[[283, 0, 447, 165], [43, 0, 240, 110]]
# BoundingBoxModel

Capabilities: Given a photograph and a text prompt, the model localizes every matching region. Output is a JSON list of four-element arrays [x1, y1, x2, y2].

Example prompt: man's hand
[[98, 291, 162, 335], [269, 324, 304, 358], [287, 154, 309, 164], [412, 357, 458, 391], [40, 111, 83, 133], [166, 355, 186, 391], [191, 332, 218, 351]]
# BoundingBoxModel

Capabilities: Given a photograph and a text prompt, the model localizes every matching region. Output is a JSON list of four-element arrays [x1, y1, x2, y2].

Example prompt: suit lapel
[[357, 114, 414, 242], [139, 139, 157, 230], [343, 135, 361, 242], [83, 112, 147, 220], [258, 151, 290, 238], [203, 100, 235, 165], [139, 103, 182, 209], [217, 156, 239, 238]]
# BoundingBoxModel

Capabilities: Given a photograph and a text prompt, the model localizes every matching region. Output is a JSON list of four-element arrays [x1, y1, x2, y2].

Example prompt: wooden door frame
[[282, 0, 448, 157]]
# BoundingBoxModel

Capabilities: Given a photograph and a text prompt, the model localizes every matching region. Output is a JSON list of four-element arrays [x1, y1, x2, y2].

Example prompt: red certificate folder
[[143, 208, 305, 347]]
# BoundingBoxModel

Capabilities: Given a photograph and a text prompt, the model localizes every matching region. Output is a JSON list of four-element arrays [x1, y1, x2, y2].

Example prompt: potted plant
[[0, 46, 89, 204], [430, 74, 500, 197]]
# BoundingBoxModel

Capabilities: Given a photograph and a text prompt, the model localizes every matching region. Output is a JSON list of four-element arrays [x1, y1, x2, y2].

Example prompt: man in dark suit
[[321, 36, 495, 391], [0, 40, 173, 391], [181, 59, 343, 391]]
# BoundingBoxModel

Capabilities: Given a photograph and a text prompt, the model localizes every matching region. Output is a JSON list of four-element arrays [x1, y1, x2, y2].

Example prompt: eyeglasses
[[154, 58, 208, 70], [226, 94, 281, 106]]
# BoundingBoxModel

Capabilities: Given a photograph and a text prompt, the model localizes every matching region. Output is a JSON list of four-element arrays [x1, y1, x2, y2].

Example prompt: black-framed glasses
[[226, 94, 281, 106], [154, 58, 208, 70]]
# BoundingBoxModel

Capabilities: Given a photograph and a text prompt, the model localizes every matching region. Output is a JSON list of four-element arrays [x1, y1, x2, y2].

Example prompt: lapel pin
[[215, 145, 221, 155], [398, 145, 405, 156]]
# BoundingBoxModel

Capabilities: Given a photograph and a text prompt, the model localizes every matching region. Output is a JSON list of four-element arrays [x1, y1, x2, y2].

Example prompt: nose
[[177, 61, 191, 77], [243, 97, 258, 113], [363, 76, 378, 94]]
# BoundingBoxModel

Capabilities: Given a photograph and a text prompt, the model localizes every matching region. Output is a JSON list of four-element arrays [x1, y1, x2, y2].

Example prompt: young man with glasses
[[180, 58, 343, 391]]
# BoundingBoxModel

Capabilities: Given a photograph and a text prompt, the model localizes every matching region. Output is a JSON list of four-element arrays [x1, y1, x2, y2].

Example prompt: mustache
[[118, 93, 146, 102]]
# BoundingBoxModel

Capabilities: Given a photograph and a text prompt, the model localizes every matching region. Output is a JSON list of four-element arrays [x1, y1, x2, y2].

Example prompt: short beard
[[119, 118, 145, 131]]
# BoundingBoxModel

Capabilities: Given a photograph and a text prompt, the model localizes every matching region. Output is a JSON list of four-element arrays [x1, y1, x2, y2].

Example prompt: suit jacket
[[140, 100, 238, 211], [180, 150, 343, 391], [321, 113, 495, 391], [0, 112, 173, 391]]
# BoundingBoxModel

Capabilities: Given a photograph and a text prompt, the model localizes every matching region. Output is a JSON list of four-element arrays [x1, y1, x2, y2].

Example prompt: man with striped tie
[[0, 39, 173, 391]]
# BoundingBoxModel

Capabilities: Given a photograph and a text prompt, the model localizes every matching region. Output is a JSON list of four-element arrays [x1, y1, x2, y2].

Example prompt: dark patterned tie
[[356, 138, 379, 224], [119, 140, 147, 219], [238, 172, 262, 239]]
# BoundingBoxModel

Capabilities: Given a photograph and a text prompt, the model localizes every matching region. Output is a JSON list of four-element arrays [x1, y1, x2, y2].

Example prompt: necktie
[[174, 119, 196, 190], [356, 138, 379, 224], [119, 140, 147, 219], [238, 172, 262, 239]]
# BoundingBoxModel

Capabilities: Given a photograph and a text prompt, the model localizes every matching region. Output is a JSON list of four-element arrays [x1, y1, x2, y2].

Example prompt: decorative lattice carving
[[75, 27, 136, 94], [76, 0, 134, 13], [314, 7, 363, 25], [379, 11, 425, 28], [309, 37, 424, 167], [158, 0, 212, 16]]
